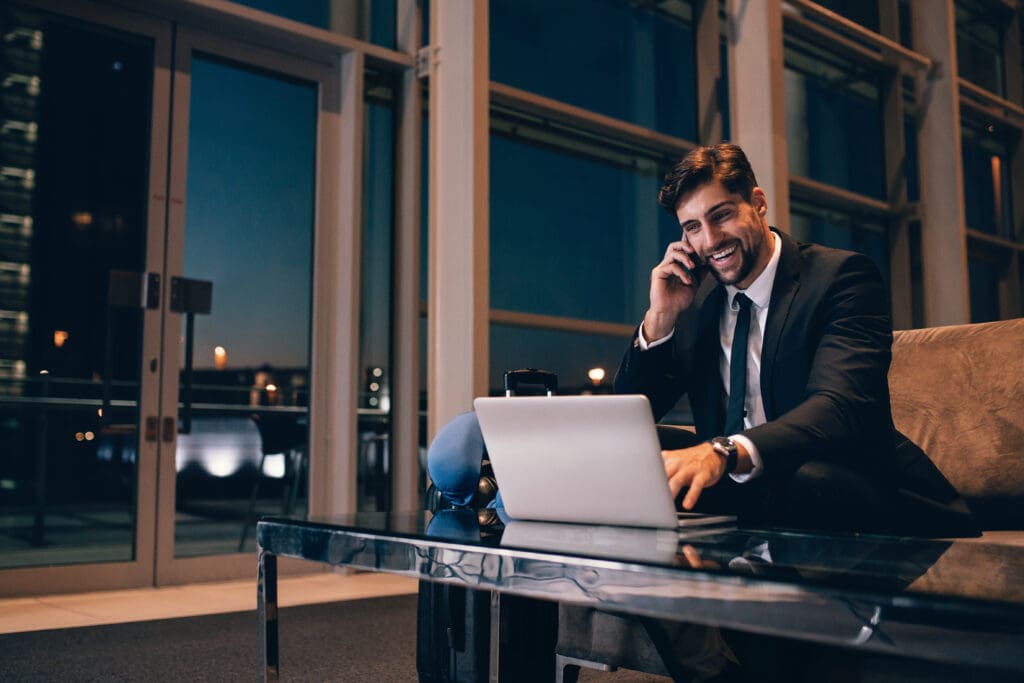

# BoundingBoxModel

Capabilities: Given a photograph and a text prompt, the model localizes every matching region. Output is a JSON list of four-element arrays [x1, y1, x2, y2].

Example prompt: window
[[961, 119, 1014, 239], [785, 41, 886, 201], [488, 115, 682, 396], [955, 0, 1005, 97], [790, 199, 891, 288], [490, 0, 697, 139], [969, 256, 1002, 323]]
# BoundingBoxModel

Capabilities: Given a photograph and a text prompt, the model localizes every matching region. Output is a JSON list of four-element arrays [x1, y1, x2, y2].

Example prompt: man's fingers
[[681, 472, 708, 510]]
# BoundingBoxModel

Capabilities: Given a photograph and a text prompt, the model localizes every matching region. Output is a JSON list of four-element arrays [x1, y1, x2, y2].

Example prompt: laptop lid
[[473, 394, 680, 528]]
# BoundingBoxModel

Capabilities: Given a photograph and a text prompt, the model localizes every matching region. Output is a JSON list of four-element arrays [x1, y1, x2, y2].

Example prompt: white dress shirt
[[638, 231, 782, 482]]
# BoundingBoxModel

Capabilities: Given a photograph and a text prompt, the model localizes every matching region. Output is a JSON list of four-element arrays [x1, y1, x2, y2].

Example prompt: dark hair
[[657, 143, 759, 215]]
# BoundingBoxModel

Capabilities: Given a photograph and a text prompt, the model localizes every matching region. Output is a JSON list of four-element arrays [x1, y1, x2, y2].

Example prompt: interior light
[[588, 367, 606, 384], [70, 211, 93, 227], [53, 330, 69, 348]]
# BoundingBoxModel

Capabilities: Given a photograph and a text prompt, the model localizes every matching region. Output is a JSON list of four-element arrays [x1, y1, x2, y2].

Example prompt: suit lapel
[[760, 231, 801, 420]]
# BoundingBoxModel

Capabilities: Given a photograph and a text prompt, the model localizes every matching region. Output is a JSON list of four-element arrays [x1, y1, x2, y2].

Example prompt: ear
[[751, 187, 768, 218]]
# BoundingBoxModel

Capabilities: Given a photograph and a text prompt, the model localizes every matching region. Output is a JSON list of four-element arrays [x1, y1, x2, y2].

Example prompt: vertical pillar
[[880, 0, 914, 329], [318, 50, 363, 515], [428, 2, 489, 439], [911, 0, 970, 325], [695, 0, 722, 145], [391, 0, 423, 511], [1003, 15, 1023, 318], [725, 0, 789, 227]]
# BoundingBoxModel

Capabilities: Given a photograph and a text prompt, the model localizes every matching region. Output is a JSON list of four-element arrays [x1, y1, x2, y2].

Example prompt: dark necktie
[[725, 293, 752, 435]]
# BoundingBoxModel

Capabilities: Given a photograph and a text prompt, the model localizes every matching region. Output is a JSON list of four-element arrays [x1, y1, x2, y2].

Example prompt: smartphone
[[681, 252, 708, 281]]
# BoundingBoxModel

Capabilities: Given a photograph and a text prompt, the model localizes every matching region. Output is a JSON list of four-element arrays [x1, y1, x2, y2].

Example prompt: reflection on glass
[[0, 6, 150, 569], [785, 43, 885, 200], [489, 131, 678, 325], [177, 56, 316, 557], [490, 0, 696, 139]]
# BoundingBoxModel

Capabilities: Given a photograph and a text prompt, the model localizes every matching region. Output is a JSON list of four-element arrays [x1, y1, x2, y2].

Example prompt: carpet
[[0, 594, 419, 682]]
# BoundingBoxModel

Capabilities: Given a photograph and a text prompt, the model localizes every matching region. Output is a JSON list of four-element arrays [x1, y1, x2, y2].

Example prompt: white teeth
[[710, 245, 737, 261]]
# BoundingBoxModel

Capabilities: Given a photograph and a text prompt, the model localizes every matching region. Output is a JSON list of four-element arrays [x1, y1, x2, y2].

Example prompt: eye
[[682, 223, 700, 234], [711, 209, 733, 223]]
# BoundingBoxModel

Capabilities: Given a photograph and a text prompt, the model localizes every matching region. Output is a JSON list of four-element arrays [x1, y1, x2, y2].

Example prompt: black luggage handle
[[503, 368, 557, 397]]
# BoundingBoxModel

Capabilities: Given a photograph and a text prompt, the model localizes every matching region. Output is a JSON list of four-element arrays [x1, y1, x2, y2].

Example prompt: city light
[[214, 345, 227, 370], [53, 329, 68, 347], [588, 367, 606, 384]]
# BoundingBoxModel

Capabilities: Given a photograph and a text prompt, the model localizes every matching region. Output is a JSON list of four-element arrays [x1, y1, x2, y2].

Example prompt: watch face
[[710, 437, 737, 472]]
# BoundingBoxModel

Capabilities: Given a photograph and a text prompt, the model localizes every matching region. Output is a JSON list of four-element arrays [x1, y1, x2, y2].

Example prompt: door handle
[[103, 271, 159, 429]]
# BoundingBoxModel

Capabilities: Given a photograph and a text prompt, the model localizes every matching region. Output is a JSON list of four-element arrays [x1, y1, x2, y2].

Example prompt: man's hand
[[643, 238, 704, 341], [662, 442, 728, 510]]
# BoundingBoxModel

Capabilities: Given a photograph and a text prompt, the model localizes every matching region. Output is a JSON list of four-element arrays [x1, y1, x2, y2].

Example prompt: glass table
[[256, 511, 1024, 681]]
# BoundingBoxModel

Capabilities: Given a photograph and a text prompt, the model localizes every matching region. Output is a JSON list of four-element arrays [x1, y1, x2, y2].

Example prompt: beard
[[706, 240, 759, 286]]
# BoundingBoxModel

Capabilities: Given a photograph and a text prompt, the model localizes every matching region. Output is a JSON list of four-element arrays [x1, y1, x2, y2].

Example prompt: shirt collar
[[725, 228, 782, 310]]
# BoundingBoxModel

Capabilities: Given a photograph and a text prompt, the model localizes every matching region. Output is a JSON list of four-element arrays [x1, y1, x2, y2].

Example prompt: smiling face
[[675, 181, 774, 290]]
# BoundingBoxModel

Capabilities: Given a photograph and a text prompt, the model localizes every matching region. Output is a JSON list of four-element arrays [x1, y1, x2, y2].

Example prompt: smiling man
[[616, 143, 968, 533]]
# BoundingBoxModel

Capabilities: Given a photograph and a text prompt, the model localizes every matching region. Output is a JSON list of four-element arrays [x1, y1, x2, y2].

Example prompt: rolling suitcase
[[416, 370, 558, 683]]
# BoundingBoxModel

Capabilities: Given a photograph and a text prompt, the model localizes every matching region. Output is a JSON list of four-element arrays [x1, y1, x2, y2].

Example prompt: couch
[[888, 317, 1024, 544]]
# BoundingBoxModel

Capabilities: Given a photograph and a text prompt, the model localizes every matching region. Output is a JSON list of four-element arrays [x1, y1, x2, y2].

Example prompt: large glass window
[[955, 0, 1005, 96], [490, 0, 697, 140], [785, 41, 886, 200], [489, 126, 679, 326], [177, 55, 316, 557], [0, 6, 151, 568], [961, 120, 1014, 239], [488, 115, 681, 398]]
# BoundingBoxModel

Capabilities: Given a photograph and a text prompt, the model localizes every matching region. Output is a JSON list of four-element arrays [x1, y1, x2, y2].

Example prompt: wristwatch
[[709, 436, 738, 474]]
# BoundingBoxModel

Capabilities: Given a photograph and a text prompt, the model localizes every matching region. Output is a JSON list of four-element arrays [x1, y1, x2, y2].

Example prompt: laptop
[[473, 394, 735, 530]]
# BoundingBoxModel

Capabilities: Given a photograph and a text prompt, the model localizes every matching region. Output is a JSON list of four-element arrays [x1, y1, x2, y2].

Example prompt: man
[[616, 143, 969, 533]]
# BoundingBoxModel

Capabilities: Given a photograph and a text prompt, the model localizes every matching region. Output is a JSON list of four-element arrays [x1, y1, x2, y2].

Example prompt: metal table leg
[[258, 548, 279, 681]]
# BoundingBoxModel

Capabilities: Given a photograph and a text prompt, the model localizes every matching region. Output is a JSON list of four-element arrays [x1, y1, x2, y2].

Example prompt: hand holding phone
[[644, 237, 706, 340]]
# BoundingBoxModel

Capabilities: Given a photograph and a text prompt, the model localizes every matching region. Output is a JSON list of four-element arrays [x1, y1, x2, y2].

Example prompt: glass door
[[156, 29, 330, 583], [0, 2, 170, 594]]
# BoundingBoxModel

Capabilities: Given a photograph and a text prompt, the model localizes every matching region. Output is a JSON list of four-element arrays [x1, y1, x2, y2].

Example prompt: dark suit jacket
[[615, 230, 958, 508]]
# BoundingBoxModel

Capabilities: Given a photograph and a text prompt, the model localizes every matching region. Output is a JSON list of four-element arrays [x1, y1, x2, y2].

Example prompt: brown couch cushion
[[890, 319, 1024, 524]]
